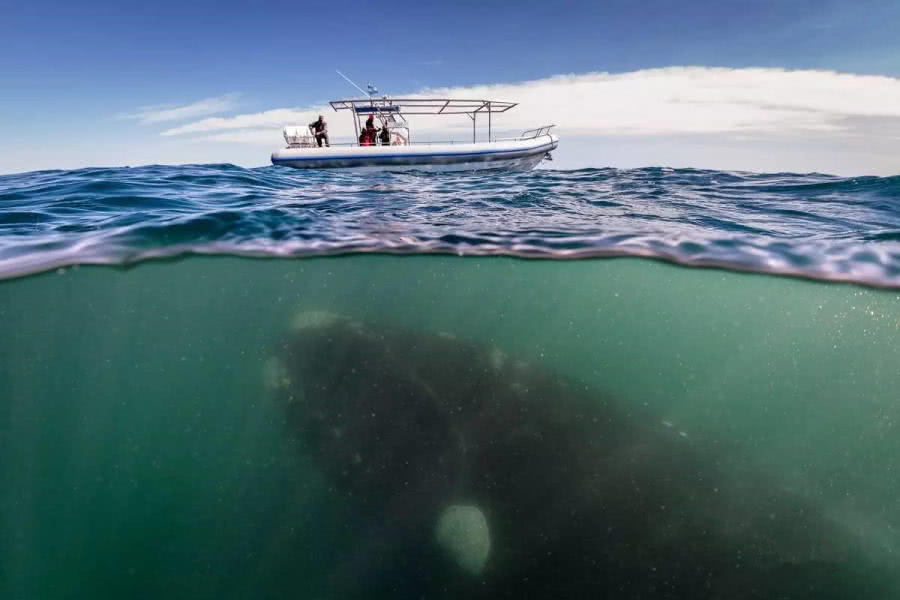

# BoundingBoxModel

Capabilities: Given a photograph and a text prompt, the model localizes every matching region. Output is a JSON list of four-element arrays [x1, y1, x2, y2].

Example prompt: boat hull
[[271, 135, 558, 172]]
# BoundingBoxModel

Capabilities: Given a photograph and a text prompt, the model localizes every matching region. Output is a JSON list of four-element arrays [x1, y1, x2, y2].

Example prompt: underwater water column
[[1, 254, 899, 598]]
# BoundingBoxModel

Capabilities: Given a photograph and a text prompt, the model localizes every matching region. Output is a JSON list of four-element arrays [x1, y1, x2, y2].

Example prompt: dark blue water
[[2, 164, 900, 285]]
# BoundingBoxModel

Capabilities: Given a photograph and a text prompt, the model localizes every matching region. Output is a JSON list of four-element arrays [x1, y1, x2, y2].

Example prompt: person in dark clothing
[[379, 125, 391, 145], [308, 115, 329, 147]]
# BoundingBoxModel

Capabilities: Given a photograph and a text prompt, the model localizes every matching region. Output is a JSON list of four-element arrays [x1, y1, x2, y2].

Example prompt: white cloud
[[160, 107, 319, 136], [122, 93, 240, 124], [420, 67, 900, 137], [160, 67, 900, 144], [185, 129, 281, 144]]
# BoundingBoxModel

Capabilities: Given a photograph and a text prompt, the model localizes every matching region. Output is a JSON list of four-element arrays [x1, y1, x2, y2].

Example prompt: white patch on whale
[[489, 348, 506, 370], [436, 504, 491, 576], [262, 356, 291, 390], [290, 310, 341, 331]]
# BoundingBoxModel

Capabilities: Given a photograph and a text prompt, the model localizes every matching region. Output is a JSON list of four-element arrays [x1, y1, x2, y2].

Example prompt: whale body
[[271, 312, 895, 599]]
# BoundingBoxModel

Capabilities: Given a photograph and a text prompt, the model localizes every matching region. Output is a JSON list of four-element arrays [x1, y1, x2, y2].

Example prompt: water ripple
[[1, 164, 900, 286]]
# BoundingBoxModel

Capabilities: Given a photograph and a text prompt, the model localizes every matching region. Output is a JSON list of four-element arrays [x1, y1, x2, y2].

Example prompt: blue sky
[[2, 0, 900, 175]]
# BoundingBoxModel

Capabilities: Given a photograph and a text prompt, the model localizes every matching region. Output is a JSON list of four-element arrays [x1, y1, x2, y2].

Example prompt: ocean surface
[[2, 164, 900, 284], [2, 164, 900, 598]]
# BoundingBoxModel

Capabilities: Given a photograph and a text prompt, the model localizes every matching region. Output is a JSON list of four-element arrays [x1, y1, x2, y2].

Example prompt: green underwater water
[[2, 254, 900, 598]]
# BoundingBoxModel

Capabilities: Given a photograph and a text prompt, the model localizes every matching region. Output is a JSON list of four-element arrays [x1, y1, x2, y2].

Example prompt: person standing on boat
[[378, 124, 391, 145], [308, 115, 329, 147], [364, 115, 378, 145]]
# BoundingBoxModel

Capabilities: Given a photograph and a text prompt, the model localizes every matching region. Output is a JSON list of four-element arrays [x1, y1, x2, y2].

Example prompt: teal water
[[2, 255, 900, 597]]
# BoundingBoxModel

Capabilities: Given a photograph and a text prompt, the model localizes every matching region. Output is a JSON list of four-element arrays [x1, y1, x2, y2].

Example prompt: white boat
[[271, 97, 558, 172]]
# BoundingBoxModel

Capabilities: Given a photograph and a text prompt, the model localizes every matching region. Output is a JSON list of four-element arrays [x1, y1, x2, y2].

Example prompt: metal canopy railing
[[329, 98, 518, 143], [329, 98, 517, 114]]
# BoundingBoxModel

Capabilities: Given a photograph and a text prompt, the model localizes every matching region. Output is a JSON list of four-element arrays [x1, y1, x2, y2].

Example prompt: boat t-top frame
[[329, 98, 519, 144]]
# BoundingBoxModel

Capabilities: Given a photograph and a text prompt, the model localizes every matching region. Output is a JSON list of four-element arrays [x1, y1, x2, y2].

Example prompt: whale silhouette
[[270, 311, 895, 599]]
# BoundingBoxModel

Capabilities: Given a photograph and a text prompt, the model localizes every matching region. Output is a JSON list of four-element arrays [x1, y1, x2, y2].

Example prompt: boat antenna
[[336, 70, 373, 97]]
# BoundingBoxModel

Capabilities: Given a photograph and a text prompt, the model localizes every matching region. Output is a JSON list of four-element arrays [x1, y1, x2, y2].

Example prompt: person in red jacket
[[363, 115, 378, 146]]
